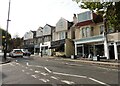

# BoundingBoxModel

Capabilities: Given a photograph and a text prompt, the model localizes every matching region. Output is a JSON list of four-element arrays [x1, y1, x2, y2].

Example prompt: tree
[[0, 27, 12, 52], [73, 0, 120, 32]]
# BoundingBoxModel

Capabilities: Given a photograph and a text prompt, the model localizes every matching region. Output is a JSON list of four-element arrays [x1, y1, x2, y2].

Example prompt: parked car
[[9, 49, 23, 57], [21, 49, 31, 56]]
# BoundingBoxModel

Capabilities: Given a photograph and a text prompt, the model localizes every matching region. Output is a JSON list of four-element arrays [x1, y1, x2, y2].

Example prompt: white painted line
[[53, 72, 87, 78], [26, 62, 29, 66], [61, 80, 75, 84], [39, 79, 49, 83], [31, 75, 37, 79], [41, 72, 48, 76], [89, 77, 110, 86], [35, 71, 41, 73], [44, 67, 52, 73], [50, 76, 58, 80]]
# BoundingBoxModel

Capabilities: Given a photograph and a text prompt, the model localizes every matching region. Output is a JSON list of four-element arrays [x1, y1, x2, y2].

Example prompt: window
[[100, 25, 104, 34], [81, 27, 91, 38], [59, 31, 65, 40]]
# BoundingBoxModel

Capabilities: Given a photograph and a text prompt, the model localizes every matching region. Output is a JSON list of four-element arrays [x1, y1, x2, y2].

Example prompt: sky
[[0, 0, 87, 38]]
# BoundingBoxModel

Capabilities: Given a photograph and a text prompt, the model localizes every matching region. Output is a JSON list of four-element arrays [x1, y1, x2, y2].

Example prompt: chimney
[[73, 14, 78, 24]]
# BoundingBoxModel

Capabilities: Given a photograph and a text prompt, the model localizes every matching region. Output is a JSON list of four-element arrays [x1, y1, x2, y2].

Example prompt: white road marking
[[26, 62, 43, 68], [44, 67, 52, 73], [31, 75, 37, 79], [26, 62, 29, 66], [89, 77, 110, 86], [61, 80, 75, 84], [53, 72, 87, 78], [41, 72, 48, 76], [35, 71, 41, 73], [53, 72, 109, 86], [50, 76, 58, 80], [39, 79, 49, 83]]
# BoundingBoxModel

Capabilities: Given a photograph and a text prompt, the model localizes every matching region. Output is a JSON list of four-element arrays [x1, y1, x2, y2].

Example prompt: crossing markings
[[50, 76, 58, 80], [61, 80, 75, 84]]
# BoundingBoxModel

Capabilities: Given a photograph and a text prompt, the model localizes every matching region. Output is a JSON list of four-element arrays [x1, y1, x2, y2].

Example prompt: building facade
[[50, 17, 74, 57], [74, 11, 120, 60], [38, 24, 55, 56], [23, 30, 36, 54]]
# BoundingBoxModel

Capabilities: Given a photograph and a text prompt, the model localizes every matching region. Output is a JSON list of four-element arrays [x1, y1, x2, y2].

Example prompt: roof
[[76, 12, 103, 27], [31, 30, 36, 37]]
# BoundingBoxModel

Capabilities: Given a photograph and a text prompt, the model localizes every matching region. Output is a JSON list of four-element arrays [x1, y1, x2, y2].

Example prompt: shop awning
[[49, 43, 64, 49]]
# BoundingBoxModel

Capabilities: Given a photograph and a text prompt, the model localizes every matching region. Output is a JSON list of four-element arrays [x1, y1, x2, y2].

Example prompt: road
[[1, 56, 119, 86]]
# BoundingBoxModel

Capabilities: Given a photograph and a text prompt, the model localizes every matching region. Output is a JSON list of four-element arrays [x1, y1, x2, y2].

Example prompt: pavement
[[35, 55, 120, 68]]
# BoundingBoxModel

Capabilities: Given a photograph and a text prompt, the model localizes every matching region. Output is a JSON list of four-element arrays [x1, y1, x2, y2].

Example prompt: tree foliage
[[73, 0, 120, 32]]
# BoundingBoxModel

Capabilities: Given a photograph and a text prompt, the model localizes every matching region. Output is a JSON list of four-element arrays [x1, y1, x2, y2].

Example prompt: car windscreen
[[14, 50, 22, 53]]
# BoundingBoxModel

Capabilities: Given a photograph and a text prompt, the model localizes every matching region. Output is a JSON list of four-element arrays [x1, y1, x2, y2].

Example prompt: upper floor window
[[100, 25, 104, 34], [59, 31, 65, 40], [81, 27, 91, 38]]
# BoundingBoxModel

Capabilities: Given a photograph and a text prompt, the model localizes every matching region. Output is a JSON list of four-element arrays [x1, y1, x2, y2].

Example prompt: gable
[[56, 18, 68, 32]]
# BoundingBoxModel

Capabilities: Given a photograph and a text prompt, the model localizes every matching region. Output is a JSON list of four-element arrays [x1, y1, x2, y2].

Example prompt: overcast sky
[[0, 0, 87, 38]]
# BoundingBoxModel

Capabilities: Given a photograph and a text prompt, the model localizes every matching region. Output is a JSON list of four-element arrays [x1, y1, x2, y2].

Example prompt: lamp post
[[3, 0, 11, 61]]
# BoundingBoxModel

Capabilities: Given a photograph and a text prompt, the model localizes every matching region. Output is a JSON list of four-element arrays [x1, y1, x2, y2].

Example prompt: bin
[[97, 55, 100, 61]]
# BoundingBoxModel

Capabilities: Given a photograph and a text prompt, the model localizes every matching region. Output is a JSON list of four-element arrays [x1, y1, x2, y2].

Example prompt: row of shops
[[33, 34, 120, 60]]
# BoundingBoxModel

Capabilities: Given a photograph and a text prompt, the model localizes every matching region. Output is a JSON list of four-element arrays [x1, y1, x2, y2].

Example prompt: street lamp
[[3, 0, 11, 61]]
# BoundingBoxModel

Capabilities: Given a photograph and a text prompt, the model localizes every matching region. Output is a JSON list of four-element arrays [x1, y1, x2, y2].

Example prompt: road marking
[[97, 67, 119, 72], [44, 67, 52, 73], [41, 72, 48, 76], [26, 62, 29, 66], [26, 62, 43, 68], [89, 77, 110, 86], [61, 80, 75, 84], [39, 79, 49, 83], [35, 71, 41, 73], [31, 75, 37, 79], [53, 72, 87, 78], [50, 76, 58, 80], [53, 72, 109, 86]]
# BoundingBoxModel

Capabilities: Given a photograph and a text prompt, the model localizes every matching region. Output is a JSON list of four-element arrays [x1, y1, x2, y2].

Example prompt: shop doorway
[[109, 45, 115, 59]]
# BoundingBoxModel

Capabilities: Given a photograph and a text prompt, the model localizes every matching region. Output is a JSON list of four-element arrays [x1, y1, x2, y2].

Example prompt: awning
[[49, 43, 64, 49]]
